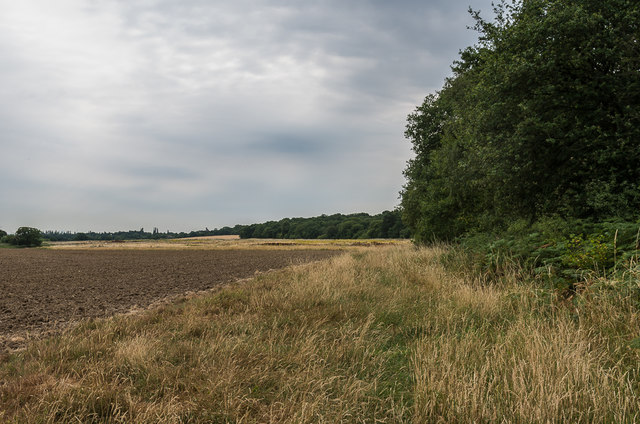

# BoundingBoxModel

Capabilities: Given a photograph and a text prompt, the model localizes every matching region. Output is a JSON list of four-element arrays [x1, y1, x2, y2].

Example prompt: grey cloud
[[116, 164, 201, 181], [0, 0, 495, 232], [250, 134, 327, 156]]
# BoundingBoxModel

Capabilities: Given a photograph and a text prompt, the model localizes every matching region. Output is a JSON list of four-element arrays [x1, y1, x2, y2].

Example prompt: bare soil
[[0, 249, 339, 351]]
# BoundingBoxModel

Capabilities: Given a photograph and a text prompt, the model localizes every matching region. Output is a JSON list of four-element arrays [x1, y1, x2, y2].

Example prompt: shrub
[[561, 234, 613, 271], [13, 227, 43, 247], [456, 218, 640, 291]]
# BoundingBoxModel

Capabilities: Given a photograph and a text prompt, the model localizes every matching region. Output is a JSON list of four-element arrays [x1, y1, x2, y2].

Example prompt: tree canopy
[[401, 0, 640, 242], [2, 227, 43, 247], [40, 211, 408, 242], [237, 211, 409, 240]]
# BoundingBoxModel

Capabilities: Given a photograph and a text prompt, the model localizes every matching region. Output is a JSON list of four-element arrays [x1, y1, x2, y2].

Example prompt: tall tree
[[402, 0, 640, 241]]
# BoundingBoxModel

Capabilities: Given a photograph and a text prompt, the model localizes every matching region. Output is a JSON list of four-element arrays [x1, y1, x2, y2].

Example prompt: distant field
[[45, 237, 408, 250], [178, 234, 241, 240]]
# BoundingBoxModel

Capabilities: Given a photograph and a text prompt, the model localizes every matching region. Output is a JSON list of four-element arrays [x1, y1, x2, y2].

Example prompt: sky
[[1, 0, 494, 233]]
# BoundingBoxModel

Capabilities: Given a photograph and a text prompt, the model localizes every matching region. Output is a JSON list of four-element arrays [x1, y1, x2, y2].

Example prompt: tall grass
[[1, 245, 639, 422]]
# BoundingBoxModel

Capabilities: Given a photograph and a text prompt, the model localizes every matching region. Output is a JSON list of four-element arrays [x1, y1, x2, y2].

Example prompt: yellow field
[[45, 237, 410, 250]]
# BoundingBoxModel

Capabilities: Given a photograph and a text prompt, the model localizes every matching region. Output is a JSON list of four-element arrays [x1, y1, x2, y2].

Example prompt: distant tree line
[[41, 227, 239, 242], [236, 211, 409, 239], [35, 210, 409, 242]]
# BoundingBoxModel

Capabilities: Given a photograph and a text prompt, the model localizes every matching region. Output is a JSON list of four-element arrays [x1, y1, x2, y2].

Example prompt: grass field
[[1, 243, 639, 422]]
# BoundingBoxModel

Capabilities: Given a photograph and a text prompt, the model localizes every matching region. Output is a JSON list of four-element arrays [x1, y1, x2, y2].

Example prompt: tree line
[[2, 210, 408, 244], [236, 211, 409, 239], [41, 227, 236, 242]]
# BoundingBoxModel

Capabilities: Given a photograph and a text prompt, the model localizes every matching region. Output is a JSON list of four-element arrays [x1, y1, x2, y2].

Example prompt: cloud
[[0, 0, 494, 232]]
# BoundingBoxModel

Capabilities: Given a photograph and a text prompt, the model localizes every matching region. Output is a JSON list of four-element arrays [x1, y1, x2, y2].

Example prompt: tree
[[13, 227, 43, 247], [402, 0, 640, 241], [235, 213, 410, 239], [0, 229, 7, 239]]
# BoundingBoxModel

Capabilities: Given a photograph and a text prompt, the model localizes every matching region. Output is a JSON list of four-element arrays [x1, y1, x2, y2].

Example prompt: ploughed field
[[0, 249, 338, 351]]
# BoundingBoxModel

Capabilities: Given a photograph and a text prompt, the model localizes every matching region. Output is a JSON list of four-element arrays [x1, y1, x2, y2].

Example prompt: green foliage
[[40, 211, 409, 242], [74, 232, 89, 241], [455, 218, 640, 290], [0, 229, 7, 239], [402, 0, 640, 241], [561, 234, 612, 271], [43, 227, 245, 242], [1, 234, 16, 245], [629, 337, 640, 350], [9, 227, 43, 247], [238, 211, 409, 240]]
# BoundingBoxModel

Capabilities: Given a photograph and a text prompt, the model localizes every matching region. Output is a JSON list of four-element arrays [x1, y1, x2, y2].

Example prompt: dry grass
[[1, 245, 639, 422], [45, 237, 409, 251]]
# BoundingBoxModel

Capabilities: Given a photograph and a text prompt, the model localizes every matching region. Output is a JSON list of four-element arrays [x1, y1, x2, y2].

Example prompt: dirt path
[[0, 249, 339, 351]]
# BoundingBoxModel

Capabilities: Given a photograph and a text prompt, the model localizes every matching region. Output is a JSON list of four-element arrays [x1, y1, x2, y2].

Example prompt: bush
[[455, 218, 640, 291], [12, 227, 43, 247], [561, 234, 613, 271], [0, 229, 7, 239]]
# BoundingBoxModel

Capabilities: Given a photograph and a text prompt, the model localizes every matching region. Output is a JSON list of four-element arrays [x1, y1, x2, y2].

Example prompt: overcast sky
[[1, 0, 494, 233]]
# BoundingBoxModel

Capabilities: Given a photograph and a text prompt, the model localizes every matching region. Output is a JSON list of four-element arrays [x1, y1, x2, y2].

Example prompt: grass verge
[[1, 245, 639, 422]]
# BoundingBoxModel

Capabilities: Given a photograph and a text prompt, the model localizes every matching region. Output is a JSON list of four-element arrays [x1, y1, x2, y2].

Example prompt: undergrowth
[[456, 218, 640, 294]]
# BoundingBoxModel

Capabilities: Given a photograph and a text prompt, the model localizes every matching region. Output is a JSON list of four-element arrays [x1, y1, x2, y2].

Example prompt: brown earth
[[0, 249, 340, 351]]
